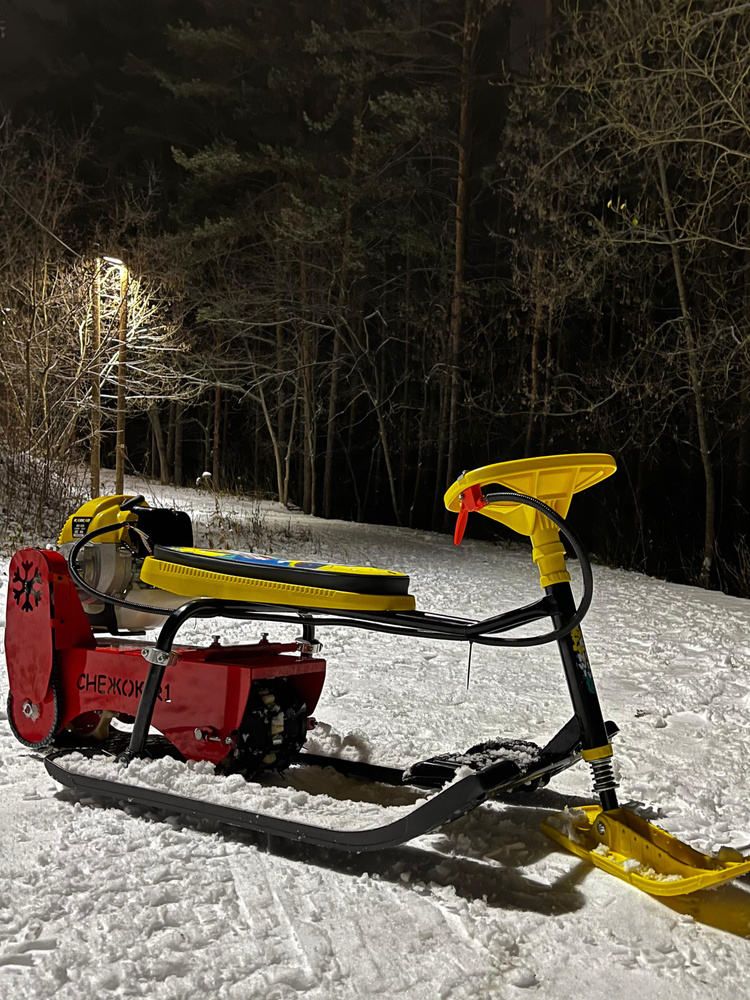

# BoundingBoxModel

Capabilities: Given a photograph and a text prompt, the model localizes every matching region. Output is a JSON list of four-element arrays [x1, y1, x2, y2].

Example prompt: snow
[[3, 471, 750, 997], [60, 753, 428, 833]]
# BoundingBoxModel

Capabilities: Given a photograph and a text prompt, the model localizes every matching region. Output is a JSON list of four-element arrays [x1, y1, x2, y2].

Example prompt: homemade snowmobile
[[6, 453, 750, 895]]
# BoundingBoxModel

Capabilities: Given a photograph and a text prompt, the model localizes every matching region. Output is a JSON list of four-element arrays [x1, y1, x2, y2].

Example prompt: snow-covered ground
[[2, 472, 750, 998]]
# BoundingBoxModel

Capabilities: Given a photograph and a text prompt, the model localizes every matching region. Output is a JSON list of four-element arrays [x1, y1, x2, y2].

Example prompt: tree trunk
[[366, 346, 401, 526], [432, 377, 449, 525], [539, 307, 555, 452], [275, 253, 287, 450], [299, 257, 316, 515], [399, 250, 412, 513], [322, 327, 342, 517], [253, 403, 261, 487], [323, 98, 363, 518], [203, 403, 211, 475], [409, 383, 428, 529], [212, 383, 221, 488], [166, 399, 176, 482], [654, 144, 715, 587], [345, 395, 364, 520], [524, 249, 545, 458], [150, 425, 158, 479], [283, 388, 299, 507], [90, 259, 102, 499], [174, 402, 184, 486], [635, 429, 649, 568], [25, 250, 38, 441], [738, 261, 750, 540], [147, 405, 169, 484], [445, 0, 479, 494], [258, 377, 285, 502], [114, 266, 128, 496]]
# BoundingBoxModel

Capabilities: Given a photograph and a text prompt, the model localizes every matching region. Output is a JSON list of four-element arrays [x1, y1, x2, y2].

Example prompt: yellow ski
[[542, 805, 750, 896]]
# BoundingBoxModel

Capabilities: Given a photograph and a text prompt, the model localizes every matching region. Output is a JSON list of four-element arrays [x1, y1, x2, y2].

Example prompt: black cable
[[65, 491, 594, 648], [120, 494, 146, 511], [476, 491, 593, 646], [67, 521, 181, 618]]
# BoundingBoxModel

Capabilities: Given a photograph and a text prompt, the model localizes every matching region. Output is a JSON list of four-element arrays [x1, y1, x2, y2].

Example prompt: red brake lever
[[454, 508, 469, 546], [453, 484, 488, 545]]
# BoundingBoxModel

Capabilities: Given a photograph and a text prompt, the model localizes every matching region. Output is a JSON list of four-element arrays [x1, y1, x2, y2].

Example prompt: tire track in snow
[[229, 849, 508, 999], [230, 852, 339, 992]]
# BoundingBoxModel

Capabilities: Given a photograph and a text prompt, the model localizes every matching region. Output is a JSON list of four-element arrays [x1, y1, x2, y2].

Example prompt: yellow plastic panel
[[444, 454, 616, 537], [58, 495, 144, 545], [141, 557, 416, 613], [542, 805, 750, 896], [444, 454, 616, 586]]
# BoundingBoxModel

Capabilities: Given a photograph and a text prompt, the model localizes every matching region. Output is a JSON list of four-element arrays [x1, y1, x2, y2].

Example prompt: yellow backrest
[[444, 454, 616, 586]]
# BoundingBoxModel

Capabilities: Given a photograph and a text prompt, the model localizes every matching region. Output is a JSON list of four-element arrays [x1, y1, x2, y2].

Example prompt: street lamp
[[113, 260, 129, 497], [90, 255, 128, 499], [90, 259, 102, 498]]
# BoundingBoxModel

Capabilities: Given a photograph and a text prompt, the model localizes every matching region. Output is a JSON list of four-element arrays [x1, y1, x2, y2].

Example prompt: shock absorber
[[589, 755, 618, 797]]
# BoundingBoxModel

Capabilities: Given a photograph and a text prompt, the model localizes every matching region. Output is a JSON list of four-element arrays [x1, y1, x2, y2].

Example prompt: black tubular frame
[[66, 491, 592, 650], [66, 489, 620, 813]]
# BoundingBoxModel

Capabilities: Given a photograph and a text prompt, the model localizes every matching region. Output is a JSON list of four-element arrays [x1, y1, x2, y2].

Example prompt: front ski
[[542, 804, 750, 896]]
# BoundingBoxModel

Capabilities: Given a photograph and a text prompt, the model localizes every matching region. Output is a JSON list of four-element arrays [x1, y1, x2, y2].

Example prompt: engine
[[57, 496, 194, 633]]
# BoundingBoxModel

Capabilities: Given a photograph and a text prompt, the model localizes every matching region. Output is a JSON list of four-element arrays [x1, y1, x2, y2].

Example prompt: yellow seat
[[444, 454, 617, 587], [141, 545, 416, 613]]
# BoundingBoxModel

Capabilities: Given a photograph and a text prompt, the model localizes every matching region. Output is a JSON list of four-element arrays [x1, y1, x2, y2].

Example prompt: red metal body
[[5, 548, 327, 762]]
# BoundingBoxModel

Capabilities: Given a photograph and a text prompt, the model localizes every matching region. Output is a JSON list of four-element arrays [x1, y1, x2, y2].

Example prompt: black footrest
[[404, 738, 543, 790]]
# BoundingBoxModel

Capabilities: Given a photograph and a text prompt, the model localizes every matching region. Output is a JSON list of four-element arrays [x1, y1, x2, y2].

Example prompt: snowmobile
[[6, 453, 750, 895]]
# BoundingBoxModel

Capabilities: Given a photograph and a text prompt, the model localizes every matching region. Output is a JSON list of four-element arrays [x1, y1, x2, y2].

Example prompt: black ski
[[44, 747, 579, 852]]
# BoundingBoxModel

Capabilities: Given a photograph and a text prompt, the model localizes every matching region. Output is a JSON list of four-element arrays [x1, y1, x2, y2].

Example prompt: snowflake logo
[[12, 560, 43, 613]]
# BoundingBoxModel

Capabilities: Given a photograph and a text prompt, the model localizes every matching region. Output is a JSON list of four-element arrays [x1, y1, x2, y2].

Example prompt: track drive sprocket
[[7, 671, 61, 747], [219, 678, 307, 778]]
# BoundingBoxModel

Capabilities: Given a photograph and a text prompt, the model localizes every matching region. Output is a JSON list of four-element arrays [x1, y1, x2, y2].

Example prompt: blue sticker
[[178, 548, 330, 571]]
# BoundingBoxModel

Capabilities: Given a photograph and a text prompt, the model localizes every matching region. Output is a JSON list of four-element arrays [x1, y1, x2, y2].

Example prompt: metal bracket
[[141, 646, 179, 667], [296, 638, 322, 658]]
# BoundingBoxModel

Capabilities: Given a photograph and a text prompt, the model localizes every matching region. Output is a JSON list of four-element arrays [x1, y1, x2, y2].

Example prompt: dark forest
[[1, 0, 749, 594]]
